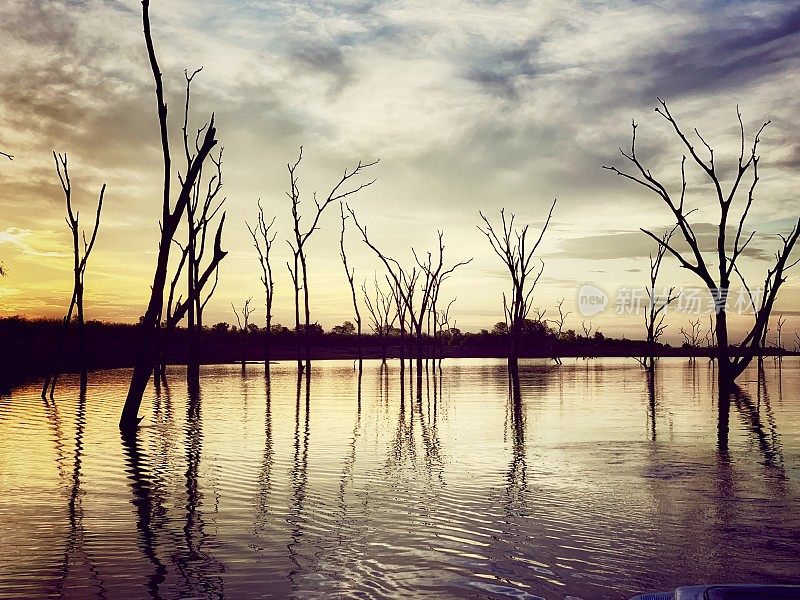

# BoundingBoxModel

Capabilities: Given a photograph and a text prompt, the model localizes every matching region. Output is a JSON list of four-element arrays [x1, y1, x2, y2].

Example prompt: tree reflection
[[288, 370, 310, 582], [176, 381, 225, 598], [716, 366, 784, 474], [58, 374, 107, 599], [120, 429, 167, 599], [646, 368, 657, 441], [254, 373, 274, 539], [505, 366, 527, 505]]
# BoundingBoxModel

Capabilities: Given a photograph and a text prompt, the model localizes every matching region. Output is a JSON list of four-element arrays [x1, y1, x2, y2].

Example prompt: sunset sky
[[1, 0, 798, 342]]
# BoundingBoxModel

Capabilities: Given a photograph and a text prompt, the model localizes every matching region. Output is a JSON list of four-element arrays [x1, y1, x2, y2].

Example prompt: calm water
[[1, 358, 798, 600]]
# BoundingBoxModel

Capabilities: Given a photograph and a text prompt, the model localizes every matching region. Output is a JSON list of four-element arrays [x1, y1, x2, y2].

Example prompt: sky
[[0, 0, 799, 344]]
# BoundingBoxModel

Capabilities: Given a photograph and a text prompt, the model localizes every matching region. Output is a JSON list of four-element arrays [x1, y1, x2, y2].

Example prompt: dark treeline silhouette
[[4, 315, 794, 391]]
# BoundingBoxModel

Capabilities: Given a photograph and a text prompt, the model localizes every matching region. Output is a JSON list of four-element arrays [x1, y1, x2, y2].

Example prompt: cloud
[[555, 224, 776, 261]]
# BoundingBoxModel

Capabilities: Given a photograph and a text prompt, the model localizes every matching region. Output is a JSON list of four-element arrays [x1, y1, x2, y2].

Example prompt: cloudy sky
[[1, 0, 798, 342]]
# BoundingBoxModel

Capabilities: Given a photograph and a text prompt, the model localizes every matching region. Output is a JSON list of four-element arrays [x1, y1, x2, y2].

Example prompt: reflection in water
[[506, 368, 527, 505], [1, 359, 799, 600], [179, 383, 225, 598], [288, 370, 310, 585], [59, 374, 107, 599], [120, 429, 167, 599]]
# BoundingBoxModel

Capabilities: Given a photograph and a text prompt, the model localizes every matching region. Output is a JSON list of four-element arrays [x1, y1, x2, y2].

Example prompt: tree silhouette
[[775, 314, 786, 353], [362, 277, 397, 363], [178, 70, 227, 382], [42, 152, 106, 398], [605, 99, 799, 387], [232, 298, 255, 369], [246, 199, 276, 367], [159, 78, 228, 382], [285, 148, 377, 372], [120, 0, 221, 430], [339, 202, 362, 367], [636, 227, 678, 370], [347, 205, 470, 392], [478, 202, 556, 370]]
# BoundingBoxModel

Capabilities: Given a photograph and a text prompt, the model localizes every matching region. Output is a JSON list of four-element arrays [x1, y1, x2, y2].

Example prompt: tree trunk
[[715, 308, 732, 389]]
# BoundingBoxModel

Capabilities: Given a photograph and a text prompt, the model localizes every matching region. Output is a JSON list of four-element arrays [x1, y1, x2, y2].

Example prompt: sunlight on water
[[0, 358, 798, 599]]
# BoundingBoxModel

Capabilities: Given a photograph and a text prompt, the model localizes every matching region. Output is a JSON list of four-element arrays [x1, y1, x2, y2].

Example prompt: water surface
[[1, 358, 798, 599]]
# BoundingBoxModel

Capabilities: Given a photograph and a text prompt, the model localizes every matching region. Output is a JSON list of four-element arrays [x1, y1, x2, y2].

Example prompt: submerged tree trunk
[[120, 0, 219, 430]]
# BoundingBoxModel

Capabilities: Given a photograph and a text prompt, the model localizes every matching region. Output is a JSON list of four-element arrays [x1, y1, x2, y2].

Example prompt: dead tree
[[120, 0, 221, 430], [387, 269, 417, 380], [246, 199, 276, 367], [436, 297, 457, 366], [581, 321, 595, 359], [478, 203, 556, 370], [0, 151, 12, 161], [42, 152, 106, 398], [636, 228, 678, 370], [680, 318, 703, 362], [181, 72, 226, 378], [339, 202, 362, 367], [775, 314, 786, 354], [704, 315, 715, 361], [158, 81, 227, 381], [285, 148, 377, 371], [548, 298, 570, 365], [604, 99, 799, 388], [348, 206, 470, 390], [411, 234, 472, 387], [362, 277, 398, 363], [232, 298, 255, 369]]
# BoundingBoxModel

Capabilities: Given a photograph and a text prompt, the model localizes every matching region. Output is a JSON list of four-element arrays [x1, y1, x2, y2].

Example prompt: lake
[[0, 358, 798, 599]]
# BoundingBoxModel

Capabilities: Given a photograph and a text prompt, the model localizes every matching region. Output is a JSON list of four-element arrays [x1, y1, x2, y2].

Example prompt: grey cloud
[[555, 224, 777, 261], [641, 5, 800, 100]]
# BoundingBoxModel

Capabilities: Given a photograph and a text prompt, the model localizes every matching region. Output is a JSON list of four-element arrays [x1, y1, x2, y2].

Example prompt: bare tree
[[180, 71, 227, 379], [347, 207, 469, 390], [436, 297, 457, 365], [159, 85, 228, 382], [680, 318, 703, 362], [636, 228, 679, 370], [604, 99, 799, 387], [478, 203, 556, 370], [387, 269, 417, 380], [120, 0, 221, 430], [42, 152, 106, 398], [775, 314, 786, 353], [247, 199, 276, 367], [362, 277, 398, 363], [285, 148, 377, 372], [339, 202, 362, 367], [704, 315, 715, 361], [551, 298, 570, 339], [410, 234, 472, 386], [0, 151, 11, 161], [232, 298, 255, 369]]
